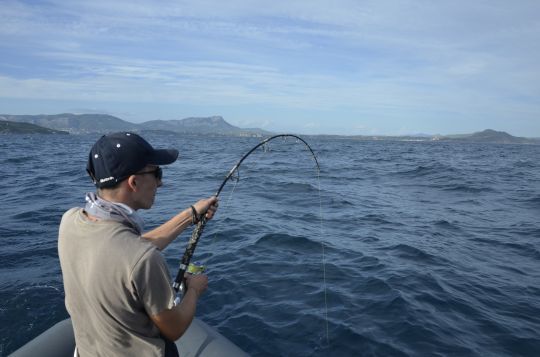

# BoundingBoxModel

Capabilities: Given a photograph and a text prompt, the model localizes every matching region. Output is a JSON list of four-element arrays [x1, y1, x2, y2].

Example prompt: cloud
[[1, 1, 539, 135]]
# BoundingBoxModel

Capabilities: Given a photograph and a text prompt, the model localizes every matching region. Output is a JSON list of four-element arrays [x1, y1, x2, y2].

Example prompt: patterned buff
[[84, 192, 145, 234]]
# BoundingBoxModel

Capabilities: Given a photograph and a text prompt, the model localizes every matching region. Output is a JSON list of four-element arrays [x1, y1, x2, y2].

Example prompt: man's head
[[87, 132, 178, 189]]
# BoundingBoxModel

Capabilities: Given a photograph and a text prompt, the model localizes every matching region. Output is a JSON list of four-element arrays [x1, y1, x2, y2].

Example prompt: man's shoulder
[[62, 206, 82, 219], [59, 207, 154, 260], [59, 207, 83, 231]]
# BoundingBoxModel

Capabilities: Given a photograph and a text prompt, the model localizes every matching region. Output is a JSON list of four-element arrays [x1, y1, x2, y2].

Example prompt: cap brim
[[148, 149, 179, 165]]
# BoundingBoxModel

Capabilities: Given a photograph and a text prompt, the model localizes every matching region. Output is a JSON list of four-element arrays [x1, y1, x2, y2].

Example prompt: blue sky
[[1, 1, 539, 136]]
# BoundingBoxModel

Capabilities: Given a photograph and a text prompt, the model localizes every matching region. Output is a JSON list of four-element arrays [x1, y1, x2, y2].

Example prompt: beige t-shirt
[[58, 208, 175, 357]]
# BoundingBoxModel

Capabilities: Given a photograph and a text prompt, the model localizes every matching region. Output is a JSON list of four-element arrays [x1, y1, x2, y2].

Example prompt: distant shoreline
[[1, 114, 539, 144]]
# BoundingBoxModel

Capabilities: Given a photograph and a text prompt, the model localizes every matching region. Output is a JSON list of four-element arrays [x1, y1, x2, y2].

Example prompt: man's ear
[[126, 175, 138, 192]]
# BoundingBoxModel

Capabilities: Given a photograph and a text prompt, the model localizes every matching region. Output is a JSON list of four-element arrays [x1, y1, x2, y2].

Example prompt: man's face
[[133, 165, 162, 209]]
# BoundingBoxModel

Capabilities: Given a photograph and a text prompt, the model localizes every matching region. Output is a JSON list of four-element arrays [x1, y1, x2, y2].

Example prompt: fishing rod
[[173, 134, 320, 295]]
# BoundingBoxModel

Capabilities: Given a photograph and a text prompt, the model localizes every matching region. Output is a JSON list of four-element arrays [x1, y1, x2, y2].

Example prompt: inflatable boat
[[10, 318, 248, 356]]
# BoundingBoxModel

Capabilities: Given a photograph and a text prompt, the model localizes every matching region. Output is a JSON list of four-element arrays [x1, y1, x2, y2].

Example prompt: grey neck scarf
[[84, 192, 144, 234]]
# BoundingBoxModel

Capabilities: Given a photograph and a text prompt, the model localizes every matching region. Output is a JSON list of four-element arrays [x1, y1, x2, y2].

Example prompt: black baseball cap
[[87, 132, 179, 188]]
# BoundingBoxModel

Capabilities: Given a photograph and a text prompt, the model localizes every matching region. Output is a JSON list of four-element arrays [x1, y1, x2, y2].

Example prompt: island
[[0, 120, 69, 134]]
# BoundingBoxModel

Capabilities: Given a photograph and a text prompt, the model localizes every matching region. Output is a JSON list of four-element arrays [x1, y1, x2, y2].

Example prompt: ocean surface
[[1, 133, 539, 356]]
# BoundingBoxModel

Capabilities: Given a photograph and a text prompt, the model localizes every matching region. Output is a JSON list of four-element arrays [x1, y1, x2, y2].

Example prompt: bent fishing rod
[[173, 134, 320, 295]]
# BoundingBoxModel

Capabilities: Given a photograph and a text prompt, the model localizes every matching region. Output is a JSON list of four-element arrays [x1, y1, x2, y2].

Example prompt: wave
[[362, 213, 403, 226], [1, 242, 58, 269], [514, 159, 537, 168], [440, 183, 496, 193], [394, 162, 460, 178], [255, 233, 323, 254], [0, 283, 67, 354], [471, 237, 540, 260], [2, 156, 37, 164], [433, 219, 463, 232], [276, 181, 319, 193], [382, 243, 447, 266], [520, 195, 540, 208]]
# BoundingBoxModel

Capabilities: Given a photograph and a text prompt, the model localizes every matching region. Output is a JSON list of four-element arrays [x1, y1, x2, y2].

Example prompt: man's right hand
[[150, 273, 209, 341], [186, 274, 208, 298]]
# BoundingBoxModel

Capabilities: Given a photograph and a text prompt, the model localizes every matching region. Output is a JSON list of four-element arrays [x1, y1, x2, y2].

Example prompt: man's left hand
[[193, 196, 219, 221]]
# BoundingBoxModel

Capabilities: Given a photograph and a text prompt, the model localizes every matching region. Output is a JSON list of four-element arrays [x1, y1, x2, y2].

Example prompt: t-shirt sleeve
[[131, 248, 175, 316]]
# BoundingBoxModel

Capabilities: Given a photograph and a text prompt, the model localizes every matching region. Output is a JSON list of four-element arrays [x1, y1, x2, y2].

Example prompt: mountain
[[323, 129, 540, 144], [1, 114, 537, 144], [0, 113, 137, 134], [438, 129, 538, 144], [140, 116, 235, 132], [0, 114, 270, 136], [139, 116, 270, 136], [0, 120, 69, 134]]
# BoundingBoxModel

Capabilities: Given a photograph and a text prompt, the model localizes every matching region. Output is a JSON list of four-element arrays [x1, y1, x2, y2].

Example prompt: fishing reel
[[173, 262, 207, 305], [186, 261, 206, 275]]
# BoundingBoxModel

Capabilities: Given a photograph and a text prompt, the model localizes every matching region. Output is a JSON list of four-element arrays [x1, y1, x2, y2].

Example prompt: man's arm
[[143, 196, 218, 250], [149, 274, 208, 341]]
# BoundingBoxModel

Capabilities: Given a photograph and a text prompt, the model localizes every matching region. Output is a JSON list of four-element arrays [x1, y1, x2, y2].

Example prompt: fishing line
[[317, 167, 330, 345], [210, 171, 240, 245], [173, 134, 329, 342]]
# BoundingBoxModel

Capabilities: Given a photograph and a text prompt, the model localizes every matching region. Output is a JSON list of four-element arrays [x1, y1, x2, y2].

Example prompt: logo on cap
[[99, 176, 115, 183]]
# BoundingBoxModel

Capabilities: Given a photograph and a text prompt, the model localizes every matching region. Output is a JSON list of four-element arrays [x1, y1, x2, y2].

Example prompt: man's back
[[58, 207, 175, 356]]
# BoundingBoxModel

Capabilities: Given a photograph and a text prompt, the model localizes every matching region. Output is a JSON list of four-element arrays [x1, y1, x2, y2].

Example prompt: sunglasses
[[135, 167, 163, 180]]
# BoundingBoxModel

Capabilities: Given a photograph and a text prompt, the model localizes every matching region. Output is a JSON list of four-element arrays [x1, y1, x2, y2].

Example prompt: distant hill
[[0, 114, 270, 136], [139, 116, 271, 136], [1, 114, 537, 144], [140, 116, 235, 132], [0, 113, 137, 134], [437, 129, 539, 144], [330, 129, 539, 144], [0, 120, 68, 134]]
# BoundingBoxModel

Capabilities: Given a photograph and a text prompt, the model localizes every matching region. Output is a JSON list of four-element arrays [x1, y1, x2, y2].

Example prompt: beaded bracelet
[[190, 205, 200, 225]]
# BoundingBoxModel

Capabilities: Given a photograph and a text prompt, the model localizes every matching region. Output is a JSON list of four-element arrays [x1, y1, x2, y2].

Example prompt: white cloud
[[1, 0, 539, 135]]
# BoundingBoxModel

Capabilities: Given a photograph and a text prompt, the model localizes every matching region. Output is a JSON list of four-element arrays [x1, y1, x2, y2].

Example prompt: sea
[[1, 133, 539, 356]]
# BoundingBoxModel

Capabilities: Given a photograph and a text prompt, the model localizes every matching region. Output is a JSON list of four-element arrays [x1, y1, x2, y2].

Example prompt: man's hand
[[185, 274, 208, 298], [150, 274, 208, 341], [193, 196, 219, 221]]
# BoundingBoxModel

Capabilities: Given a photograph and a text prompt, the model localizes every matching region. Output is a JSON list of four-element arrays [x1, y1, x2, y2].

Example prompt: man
[[58, 132, 218, 356]]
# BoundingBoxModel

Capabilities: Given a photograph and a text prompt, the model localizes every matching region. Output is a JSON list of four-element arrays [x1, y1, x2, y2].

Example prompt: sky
[[1, 1, 539, 136]]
